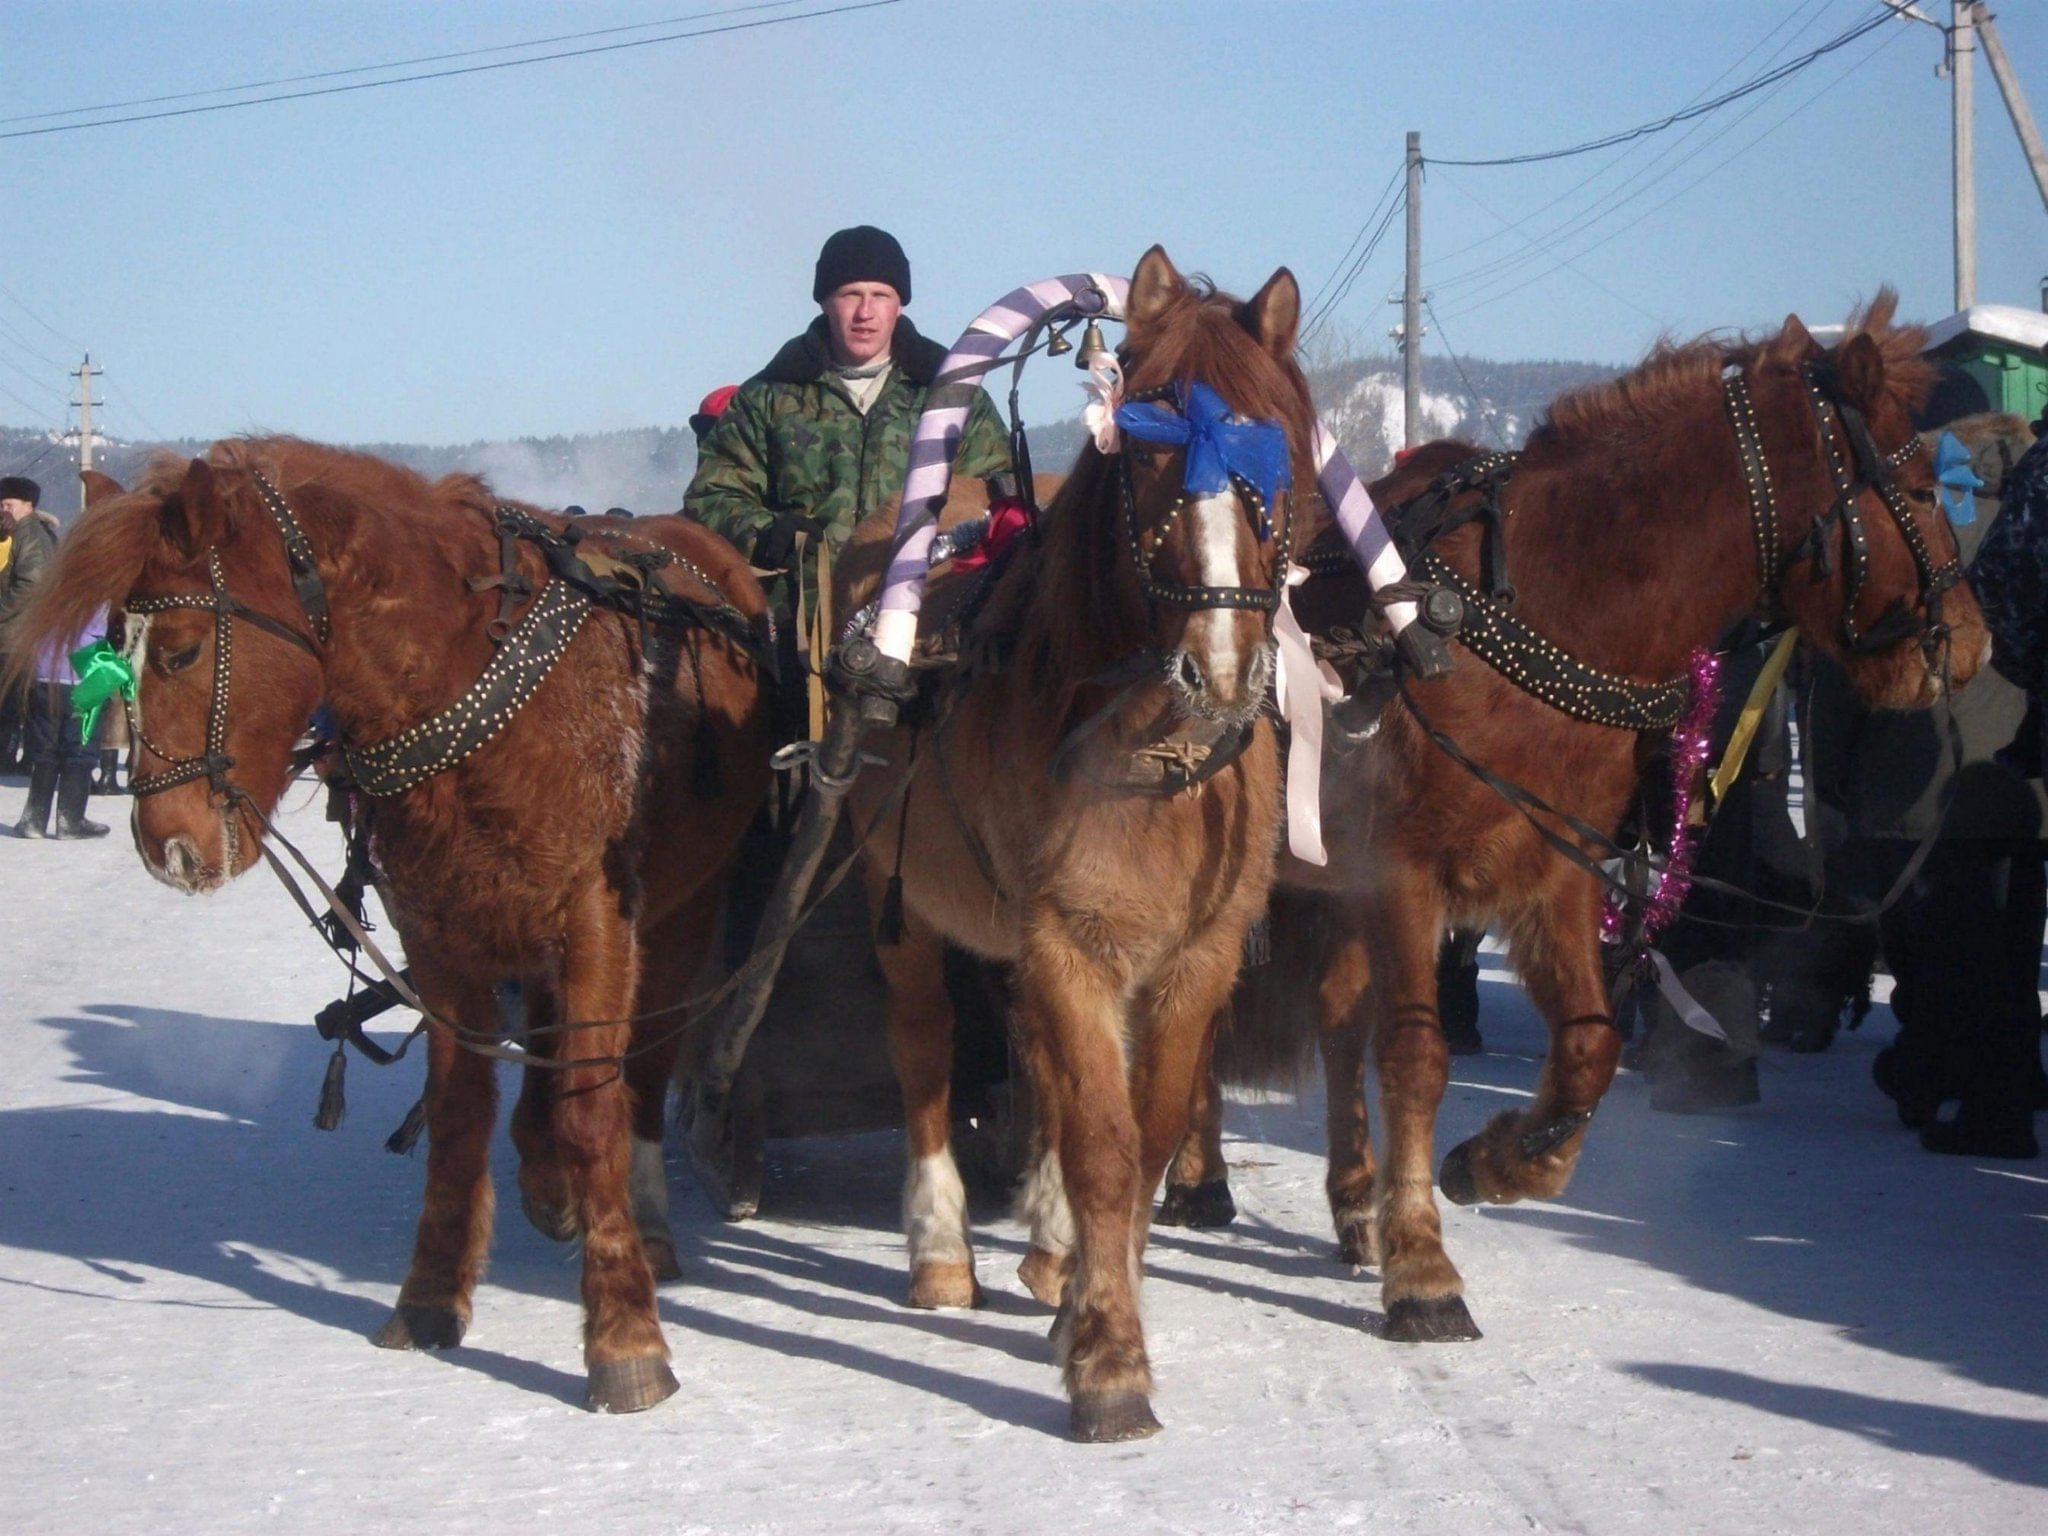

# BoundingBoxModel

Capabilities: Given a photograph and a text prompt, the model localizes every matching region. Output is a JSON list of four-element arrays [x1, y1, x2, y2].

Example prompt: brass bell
[[1074, 318, 1112, 372], [1045, 323, 1074, 358]]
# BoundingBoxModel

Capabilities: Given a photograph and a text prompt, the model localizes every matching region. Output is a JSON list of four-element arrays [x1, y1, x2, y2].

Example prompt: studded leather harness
[[122, 474, 767, 806], [1312, 360, 1957, 735]]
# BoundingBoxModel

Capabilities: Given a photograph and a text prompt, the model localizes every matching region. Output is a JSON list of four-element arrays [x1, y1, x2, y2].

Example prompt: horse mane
[[1531, 288, 1932, 453], [1, 435, 497, 700]]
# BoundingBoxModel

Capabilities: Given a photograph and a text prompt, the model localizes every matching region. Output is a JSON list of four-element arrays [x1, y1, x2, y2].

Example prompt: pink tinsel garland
[[1601, 646, 1722, 945]]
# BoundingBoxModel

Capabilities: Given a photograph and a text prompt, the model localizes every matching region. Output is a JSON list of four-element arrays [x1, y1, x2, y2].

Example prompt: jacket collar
[[755, 314, 947, 388]]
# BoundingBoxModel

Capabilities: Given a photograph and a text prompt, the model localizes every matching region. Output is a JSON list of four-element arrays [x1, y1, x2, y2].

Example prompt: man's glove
[[750, 509, 827, 572]]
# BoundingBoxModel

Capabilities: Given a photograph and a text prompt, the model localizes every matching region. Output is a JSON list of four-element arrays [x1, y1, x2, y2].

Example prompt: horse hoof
[[522, 1190, 579, 1244], [907, 1262, 982, 1310], [1334, 1215, 1380, 1269], [1438, 1141, 1482, 1207], [642, 1235, 684, 1285], [372, 1303, 466, 1351], [1017, 1247, 1070, 1308], [1383, 1294, 1483, 1344], [587, 1356, 681, 1415], [1157, 1178, 1236, 1229], [1070, 1391, 1163, 1443]]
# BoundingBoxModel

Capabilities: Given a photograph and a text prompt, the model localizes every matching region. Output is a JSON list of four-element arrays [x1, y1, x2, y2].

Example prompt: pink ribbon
[[1272, 565, 1343, 865]]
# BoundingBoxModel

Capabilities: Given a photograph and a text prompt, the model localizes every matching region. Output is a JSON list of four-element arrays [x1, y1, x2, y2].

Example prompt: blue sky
[[2, 0, 2044, 446]]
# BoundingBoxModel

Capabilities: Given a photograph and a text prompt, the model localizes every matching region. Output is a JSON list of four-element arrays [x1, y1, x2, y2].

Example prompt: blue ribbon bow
[[1932, 430, 1983, 525], [1115, 380, 1292, 532]]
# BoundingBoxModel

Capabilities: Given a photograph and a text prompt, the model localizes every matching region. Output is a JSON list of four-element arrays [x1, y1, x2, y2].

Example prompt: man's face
[[0, 497, 30, 529], [821, 282, 901, 367]]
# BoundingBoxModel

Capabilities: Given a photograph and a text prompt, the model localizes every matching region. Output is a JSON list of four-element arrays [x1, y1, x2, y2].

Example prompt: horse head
[[1759, 298, 1987, 707], [38, 453, 326, 892], [1105, 245, 1315, 724]]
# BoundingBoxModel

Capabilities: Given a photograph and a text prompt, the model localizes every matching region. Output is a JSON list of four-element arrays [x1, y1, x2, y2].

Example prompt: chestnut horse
[[8, 440, 771, 1412], [831, 248, 1309, 1441], [1172, 298, 1986, 1341]]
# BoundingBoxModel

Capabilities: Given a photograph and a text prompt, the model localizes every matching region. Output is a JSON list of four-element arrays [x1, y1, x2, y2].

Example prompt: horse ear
[[1244, 267, 1301, 360], [1834, 331, 1887, 410], [1781, 314, 1819, 357], [1127, 245, 1186, 328], [163, 457, 226, 556], [80, 469, 125, 508]]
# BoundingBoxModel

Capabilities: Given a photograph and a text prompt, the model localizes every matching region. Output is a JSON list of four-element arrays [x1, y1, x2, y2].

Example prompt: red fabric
[[695, 384, 741, 421], [951, 497, 1031, 571], [1393, 446, 1420, 467]]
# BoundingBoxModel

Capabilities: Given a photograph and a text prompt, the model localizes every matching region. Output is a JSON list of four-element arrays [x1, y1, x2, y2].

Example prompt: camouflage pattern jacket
[[683, 315, 1011, 608]]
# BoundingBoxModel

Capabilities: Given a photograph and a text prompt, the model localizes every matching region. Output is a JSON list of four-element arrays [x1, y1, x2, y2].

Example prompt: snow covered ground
[[1, 783, 2043, 1536]]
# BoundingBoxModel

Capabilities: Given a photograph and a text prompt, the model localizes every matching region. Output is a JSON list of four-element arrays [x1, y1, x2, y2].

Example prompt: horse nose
[[163, 835, 202, 888], [1175, 650, 1205, 694]]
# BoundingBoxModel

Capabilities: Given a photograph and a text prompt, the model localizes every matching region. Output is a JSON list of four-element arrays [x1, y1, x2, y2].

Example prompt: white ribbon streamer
[[1272, 564, 1344, 865]]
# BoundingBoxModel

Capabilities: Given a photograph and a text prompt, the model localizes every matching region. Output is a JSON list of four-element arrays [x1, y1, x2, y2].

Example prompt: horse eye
[[159, 643, 202, 675]]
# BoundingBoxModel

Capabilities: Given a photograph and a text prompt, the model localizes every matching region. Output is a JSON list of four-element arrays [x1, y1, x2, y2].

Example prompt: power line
[[1424, 297, 1509, 449], [1302, 162, 1404, 324], [0, 1, 810, 126], [0, 281, 87, 350], [1427, 6, 1894, 168], [2, 440, 62, 478], [0, 1, 903, 141], [1439, 15, 1912, 324], [1427, 0, 1843, 294], [0, 380, 64, 428], [1424, 0, 1840, 275], [1302, 191, 1405, 343], [0, 313, 66, 369], [102, 375, 171, 444]]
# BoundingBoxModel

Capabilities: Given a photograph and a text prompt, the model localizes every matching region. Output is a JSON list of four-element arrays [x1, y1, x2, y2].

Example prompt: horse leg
[[1317, 923, 1379, 1267], [374, 968, 498, 1353], [1367, 875, 1482, 1343], [1156, 1052, 1235, 1230], [870, 894, 980, 1310], [554, 887, 675, 1414], [509, 983, 580, 1245], [1023, 944, 1160, 1443], [1440, 876, 1618, 1208], [623, 890, 723, 1285], [1012, 1035, 1075, 1308]]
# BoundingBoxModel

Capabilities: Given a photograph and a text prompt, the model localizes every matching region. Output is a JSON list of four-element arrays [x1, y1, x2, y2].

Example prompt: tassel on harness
[[313, 1043, 349, 1132]]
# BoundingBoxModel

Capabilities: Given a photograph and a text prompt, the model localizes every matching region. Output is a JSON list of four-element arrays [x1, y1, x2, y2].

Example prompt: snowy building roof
[[1922, 304, 2048, 356]]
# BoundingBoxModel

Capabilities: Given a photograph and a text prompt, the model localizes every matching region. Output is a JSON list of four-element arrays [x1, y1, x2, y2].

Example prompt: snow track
[[1, 788, 2042, 1534]]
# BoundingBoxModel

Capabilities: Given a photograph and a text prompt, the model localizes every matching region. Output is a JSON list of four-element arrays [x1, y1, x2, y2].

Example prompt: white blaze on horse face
[[1189, 491, 1242, 697]]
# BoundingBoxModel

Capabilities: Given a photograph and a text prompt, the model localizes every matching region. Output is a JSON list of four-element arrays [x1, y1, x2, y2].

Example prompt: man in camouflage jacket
[[685, 226, 1012, 620]]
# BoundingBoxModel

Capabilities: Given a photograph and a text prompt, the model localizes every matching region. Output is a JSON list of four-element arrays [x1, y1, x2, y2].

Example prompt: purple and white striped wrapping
[[872, 271, 1128, 662], [1313, 427, 1419, 633], [871, 270, 1417, 662]]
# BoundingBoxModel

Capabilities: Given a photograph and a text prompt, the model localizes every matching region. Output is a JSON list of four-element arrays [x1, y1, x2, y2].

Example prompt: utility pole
[[1952, 0, 1976, 309], [1402, 130, 1423, 450], [1974, 4, 2048, 216], [69, 355, 101, 504]]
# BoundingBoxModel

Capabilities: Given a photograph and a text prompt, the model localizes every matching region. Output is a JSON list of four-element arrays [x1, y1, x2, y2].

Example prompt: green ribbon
[[69, 639, 135, 746]]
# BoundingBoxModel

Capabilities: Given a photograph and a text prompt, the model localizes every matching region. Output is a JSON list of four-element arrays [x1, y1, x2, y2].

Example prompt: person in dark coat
[[1803, 413, 2045, 1158], [0, 476, 106, 838], [1, 473, 56, 783]]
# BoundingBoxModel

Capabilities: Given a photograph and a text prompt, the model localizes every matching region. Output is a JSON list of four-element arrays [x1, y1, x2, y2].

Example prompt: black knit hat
[[813, 225, 911, 304], [0, 476, 40, 506]]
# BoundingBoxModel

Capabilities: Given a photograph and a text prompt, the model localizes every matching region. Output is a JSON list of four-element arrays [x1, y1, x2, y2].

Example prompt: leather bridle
[[1116, 381, 1293, 618], [122, 470, 327, 802], [1723, 361, 1962, 657]]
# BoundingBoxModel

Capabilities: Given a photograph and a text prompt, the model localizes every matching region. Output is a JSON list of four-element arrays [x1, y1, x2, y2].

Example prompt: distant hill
[[1, 351, 1617, 523]]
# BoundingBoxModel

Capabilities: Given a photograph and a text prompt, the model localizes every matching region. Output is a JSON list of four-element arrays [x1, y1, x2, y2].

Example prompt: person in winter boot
[[13, 605, 111, 841], [0, 474, 53, 779], [1921, 418, 2048, 1159]]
